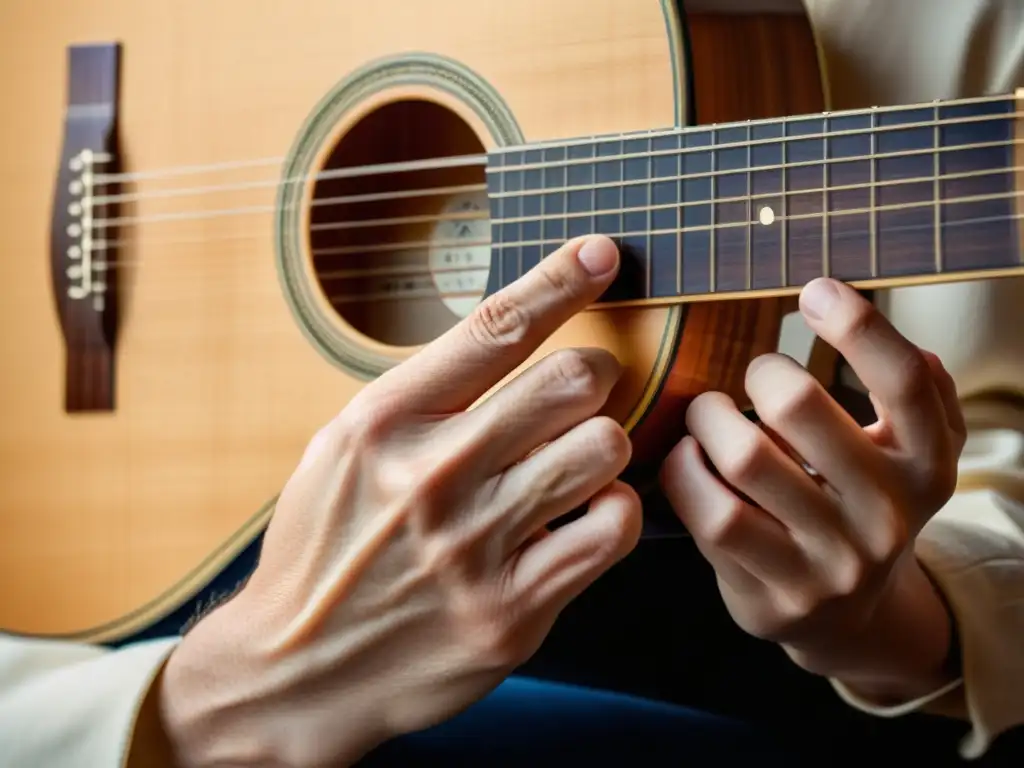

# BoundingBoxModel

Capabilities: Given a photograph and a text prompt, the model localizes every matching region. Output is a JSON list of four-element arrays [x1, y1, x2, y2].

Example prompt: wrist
[[156, 596, 278, 767], [156, 590, 386, 767], [786, 554, 959, 705]]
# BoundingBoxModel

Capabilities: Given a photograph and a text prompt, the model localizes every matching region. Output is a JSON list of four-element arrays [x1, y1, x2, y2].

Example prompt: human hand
[[157, 236, 642, 768], [660, 278, 966, 702]]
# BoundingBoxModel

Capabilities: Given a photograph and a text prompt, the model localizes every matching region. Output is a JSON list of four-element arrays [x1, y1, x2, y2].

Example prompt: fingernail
[[577, 236, 618, 276], [800, 278, 840, 321]]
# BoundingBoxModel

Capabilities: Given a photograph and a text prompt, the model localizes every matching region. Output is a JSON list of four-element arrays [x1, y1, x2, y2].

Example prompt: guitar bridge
[[49, 43, 122, 413]]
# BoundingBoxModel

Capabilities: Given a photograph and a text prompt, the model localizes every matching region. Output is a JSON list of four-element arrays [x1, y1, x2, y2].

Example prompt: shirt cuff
[[829, 488, 1024, 759], [0, 634, 180, 767]]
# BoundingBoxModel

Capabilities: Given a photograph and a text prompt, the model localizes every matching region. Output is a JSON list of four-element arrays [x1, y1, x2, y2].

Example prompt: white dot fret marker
[[759, 206, 776, 226]]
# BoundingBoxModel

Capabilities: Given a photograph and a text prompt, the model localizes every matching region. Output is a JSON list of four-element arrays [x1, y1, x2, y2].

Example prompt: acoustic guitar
[[1, 0, 1021, 647]]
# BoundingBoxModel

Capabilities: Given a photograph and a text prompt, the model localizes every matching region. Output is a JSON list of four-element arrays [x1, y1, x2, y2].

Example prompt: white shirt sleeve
[[830, 403, 1024, 759], [802, 0, 1024, 757], [0, 634, 179, 767]]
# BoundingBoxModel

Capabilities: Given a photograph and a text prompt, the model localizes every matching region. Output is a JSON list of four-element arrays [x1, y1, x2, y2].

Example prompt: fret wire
[[675, 134, 682, 295], [781, 116, 788, 286], [226, 159, 1022, 243], [487, 163, 1024, 227], [517, 208, 523, 277], [489, 186, 1024, 249], [563, 151, 570, 261], [822, 114, 830, 278], [709, 130, 717, 292], [487, 94, 1014, 158], [590, 143, 596, 244], [488, 138, 1021, 200], [745, 121, 752, 290], [617, 140, 626, 292], [514, 154, 523, 281], [869, 108, 878, 277], [322, 199, 1020, 263], [487, 110, 1021, 174], [539, 152, 546, 260], [646, 136, 653, 298], [933, 101, 943, 272], [499, 154, 506, 287]]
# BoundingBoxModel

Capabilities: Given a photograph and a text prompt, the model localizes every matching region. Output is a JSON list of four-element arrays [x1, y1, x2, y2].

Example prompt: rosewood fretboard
[[484, 92, 1024, 304]]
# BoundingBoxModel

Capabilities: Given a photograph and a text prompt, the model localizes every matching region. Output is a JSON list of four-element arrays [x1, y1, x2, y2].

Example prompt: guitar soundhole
[[308, 99, 491, 348]]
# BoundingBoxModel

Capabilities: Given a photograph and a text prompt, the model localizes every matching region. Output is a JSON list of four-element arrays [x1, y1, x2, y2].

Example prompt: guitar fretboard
[[484, 93, 1023, 302]]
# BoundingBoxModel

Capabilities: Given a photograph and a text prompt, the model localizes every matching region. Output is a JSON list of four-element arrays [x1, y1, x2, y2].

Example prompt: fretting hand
[[661, 278, 967, 702], [156, 236, 642, 768]]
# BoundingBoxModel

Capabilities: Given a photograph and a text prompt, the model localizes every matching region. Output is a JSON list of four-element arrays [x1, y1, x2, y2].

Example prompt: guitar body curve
[[0, 0, 825, 643]]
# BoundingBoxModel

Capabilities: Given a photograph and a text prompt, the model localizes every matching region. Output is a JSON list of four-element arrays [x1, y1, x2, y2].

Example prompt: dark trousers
[[362, 533, 1022, 767], [361, 384, 1021, 766]]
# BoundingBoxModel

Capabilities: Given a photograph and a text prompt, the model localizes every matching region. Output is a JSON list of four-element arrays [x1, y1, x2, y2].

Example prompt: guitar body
[[0, 0, 827, 642]]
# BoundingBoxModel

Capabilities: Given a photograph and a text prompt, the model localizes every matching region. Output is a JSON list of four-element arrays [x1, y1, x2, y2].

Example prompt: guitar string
[[85, 136, 1024, 232], [92, 182, 489, 209], [77, 93, 1015, 188], [80, 104, 1019, 209], [488, 186, 1024, 249], [487, 112, 1022, 173], [87, 164, 1024, 261], [485, 93, 1020, 155], [98, 205, 1024, 308], [326, 205, 1022, 304], [85, 188, 1024, 308]]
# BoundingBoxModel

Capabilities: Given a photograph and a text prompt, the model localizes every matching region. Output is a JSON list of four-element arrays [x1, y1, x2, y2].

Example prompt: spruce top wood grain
[[1, 0, 1020, 641]]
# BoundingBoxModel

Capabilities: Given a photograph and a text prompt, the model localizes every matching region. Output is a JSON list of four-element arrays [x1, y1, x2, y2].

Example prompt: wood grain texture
[[629, 11, 828, 467], [0, 0, 685, 636]]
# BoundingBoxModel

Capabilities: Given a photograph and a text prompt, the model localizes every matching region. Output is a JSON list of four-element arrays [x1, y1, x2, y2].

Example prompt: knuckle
[[588, 416, 632, 466], [377, 454, 431, 500], [826, 547, 869, 598], [771, 589, 818, 630], [740, 598, 803, 642], [420, 536, 460, 579], [699, 498, 748, 548], [420, 531, 477, 580], [759, 376, 822, 431], [596, 496, 643, 556], [718, 433, 770, 487], [335, 398, 396, 445], [550, 349, 600, 398], [298, 422, 338, 468], [468, 293, 529, 349], [889, 348, 933, 404], [685, 391, 736, 436], [863, 497, 910, 564], [537, 259, 577, 299], [536, 460, 573, 499]]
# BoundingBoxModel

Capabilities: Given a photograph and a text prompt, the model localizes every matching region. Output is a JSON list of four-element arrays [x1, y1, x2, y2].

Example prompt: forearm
[[151, 590, 386, 768], [786, 553, 959, 705]]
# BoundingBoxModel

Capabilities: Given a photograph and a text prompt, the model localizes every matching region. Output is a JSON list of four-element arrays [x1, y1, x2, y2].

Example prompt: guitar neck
[[484, 90, 1024, 305]]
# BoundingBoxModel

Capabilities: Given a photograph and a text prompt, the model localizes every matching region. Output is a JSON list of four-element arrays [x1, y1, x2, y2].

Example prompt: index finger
[[797, 277, 950, 463], [376, 235, 620, 414]]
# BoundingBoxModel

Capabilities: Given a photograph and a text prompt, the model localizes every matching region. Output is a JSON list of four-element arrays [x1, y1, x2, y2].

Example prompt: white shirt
[[803, 0, 1024, 758]]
